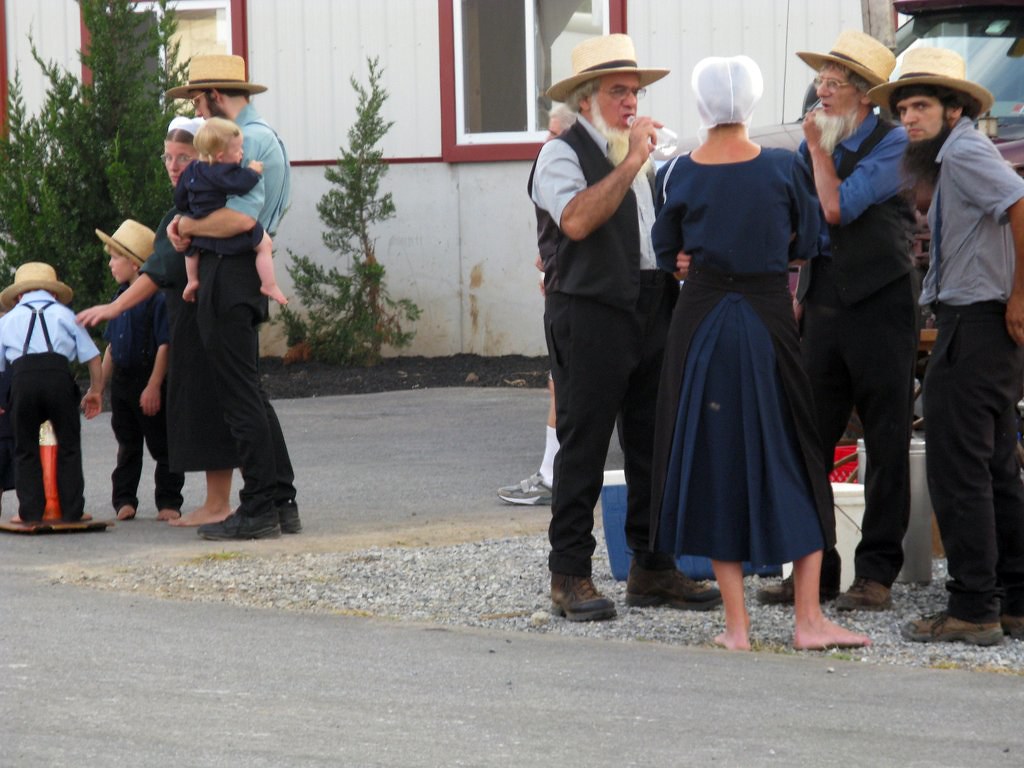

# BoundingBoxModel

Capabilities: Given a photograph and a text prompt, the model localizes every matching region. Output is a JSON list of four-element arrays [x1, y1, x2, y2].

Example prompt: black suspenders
[[21, 301, 56, 356]]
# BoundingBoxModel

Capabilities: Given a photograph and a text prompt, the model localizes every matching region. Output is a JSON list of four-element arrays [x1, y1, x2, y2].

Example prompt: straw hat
[[0, 263, 73, 311], [868, 47, 994, 114], [796, 29, 896, 87], [547, 34, 669, 102], [95, 220, 156, 267], [166, 54, 267, 99]]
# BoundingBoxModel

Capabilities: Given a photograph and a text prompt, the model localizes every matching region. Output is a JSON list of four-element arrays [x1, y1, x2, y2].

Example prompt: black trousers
[[198, 253, 296, 520], [110, 368, 184, 512], [802, 268, 917, 588], [9, 354, 85, 522], [544, 274, 676, 577], [925, 303, 1024, 622]]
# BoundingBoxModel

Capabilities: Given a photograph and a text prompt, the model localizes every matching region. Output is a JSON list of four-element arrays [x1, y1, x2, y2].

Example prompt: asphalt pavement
[[2, 388, 1022, 767]]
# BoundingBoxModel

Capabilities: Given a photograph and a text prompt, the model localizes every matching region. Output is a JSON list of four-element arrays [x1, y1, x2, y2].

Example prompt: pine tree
[[0, 0, 186, 311], [278, 57, 420, 366]]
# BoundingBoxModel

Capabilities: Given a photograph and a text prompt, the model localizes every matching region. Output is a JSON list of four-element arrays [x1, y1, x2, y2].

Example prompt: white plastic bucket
[[782, 481, 864, 592], [831, 482, 865, 593], [858, 436, 933, 584]]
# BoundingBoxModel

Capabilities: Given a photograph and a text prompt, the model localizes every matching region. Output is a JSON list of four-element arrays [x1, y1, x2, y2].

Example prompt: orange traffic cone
[[40, 421, 61, 521]]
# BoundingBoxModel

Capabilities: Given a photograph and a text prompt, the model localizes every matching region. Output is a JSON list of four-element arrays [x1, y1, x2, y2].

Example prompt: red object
[[41, 444, 61, 521], [829, 445, 859, 483]]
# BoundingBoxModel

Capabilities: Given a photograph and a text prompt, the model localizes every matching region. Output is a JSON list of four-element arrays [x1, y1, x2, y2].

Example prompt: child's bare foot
[[182, 281, 199, 303], [713, 629, 751, 651], [262, 284, 288, 305], [156, 508, 182, 521], [168, 504, 231, 527], [116, 505, 137, 521], [794, 617, 871, 650]]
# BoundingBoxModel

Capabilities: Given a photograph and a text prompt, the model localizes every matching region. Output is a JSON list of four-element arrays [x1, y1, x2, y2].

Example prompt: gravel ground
[[64, 532, 1023, 675]]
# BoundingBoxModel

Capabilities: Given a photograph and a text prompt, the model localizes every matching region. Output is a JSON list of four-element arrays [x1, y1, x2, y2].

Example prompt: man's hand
[[534, 254, 546, 297], [1006, 292, 1024, 345], [167, 214, 192, 253], [627, 115, 658, 163], [1007, 198, 1024, 345], [802, 108, 824, 148]]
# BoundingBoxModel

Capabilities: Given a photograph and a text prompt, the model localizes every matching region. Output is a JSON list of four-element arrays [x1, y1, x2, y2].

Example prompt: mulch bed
[[258, 353, 550, 399]]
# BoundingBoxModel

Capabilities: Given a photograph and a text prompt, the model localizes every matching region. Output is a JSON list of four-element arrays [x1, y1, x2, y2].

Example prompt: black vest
[[803, 118, 915, 307], [528, 121, 647, 311]]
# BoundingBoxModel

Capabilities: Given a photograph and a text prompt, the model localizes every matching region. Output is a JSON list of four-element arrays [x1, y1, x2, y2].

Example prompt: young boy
[[0, 369, 15, 516], [95, 220, 185, 522], [0, 263, 102, 523], [175, 117, 287, 305]]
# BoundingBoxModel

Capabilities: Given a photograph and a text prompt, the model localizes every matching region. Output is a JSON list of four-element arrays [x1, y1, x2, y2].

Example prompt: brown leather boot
[[1001, 614, 1024, 639], [902, 612, 1003, 646], [550, 573, 617, 622], [755, 574, 839, 605], [834, 577, 892, 611], [624, 561, 721, 610]]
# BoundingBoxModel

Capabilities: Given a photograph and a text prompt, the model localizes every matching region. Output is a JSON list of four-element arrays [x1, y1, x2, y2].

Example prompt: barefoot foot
[[794, 618, 871, 650], [713, 630, 751, 651], [156, 508, 182, 522], [117, 505, 137, 521], [169, 505, 231, 527]]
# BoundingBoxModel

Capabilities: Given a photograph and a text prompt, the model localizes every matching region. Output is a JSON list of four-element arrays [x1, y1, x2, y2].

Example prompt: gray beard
[[814, 110, 860, 154], [589, 109, 653, 177]]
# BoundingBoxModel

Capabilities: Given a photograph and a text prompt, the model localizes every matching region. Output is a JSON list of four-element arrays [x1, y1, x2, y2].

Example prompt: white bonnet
[[167, 115, 204, 136], [691, 55, 764, 134]]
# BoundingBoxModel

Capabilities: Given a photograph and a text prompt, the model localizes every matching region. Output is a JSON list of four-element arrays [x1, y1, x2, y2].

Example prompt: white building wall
[[5, 0, 80, 115], [248, 0, 441, 161], [2, 0, 870, 358], [265, 162, 475, 357], [633, 0, 865, 141]]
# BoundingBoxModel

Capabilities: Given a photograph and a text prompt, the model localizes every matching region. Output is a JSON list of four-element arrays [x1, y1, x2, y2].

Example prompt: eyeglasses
[[813, 76, 853, 92], [191, 90, 211, 109], [603, 85, 646, 101], [161, 153, 194, 166]]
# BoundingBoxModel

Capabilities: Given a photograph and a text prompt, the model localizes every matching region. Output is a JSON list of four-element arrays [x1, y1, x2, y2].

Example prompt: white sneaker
[[497, 472, 552, 505]]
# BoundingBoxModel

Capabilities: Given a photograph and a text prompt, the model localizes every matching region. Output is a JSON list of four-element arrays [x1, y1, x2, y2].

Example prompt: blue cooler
[[600, 470, 781, 581]]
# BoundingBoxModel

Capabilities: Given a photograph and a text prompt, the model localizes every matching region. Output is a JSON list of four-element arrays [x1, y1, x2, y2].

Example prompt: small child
[[0, 263, 103, 523], [0, 369, 15, 516], [174, 116, 287, 305], [95, 220, 185, 522]]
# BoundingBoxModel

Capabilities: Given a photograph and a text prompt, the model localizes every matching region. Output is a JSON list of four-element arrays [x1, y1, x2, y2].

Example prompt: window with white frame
[[135, 0, 234, 66], [454, 0, 608, 145]]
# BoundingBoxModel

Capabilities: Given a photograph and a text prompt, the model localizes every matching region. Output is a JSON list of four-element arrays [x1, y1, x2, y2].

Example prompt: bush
[[0, 0, 186, 311], [277, 56, 420, 367]]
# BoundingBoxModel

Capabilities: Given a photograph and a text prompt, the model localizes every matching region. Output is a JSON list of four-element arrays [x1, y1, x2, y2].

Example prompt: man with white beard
[[530, 34, 721, 621], [758, 31, 918, 611]]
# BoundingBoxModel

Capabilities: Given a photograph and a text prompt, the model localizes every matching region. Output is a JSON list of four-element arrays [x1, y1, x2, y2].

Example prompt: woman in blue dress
[[650, 56, 869, 651]]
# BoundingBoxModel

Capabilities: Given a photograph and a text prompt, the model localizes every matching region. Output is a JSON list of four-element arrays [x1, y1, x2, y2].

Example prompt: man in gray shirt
[[871, 47, 1024, 646]]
